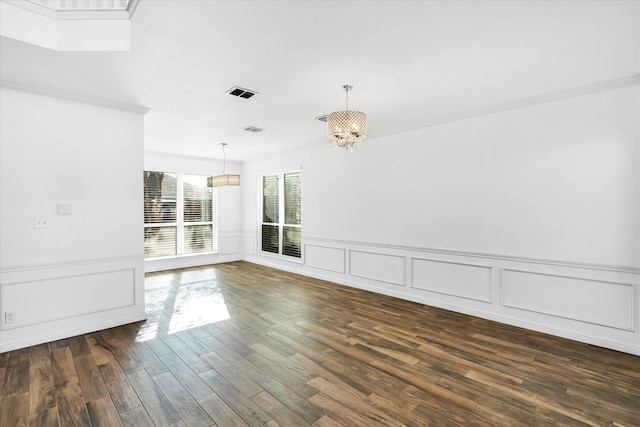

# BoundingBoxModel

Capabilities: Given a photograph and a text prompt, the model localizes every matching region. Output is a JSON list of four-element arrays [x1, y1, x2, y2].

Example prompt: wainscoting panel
[[221, 235, 240, 255], [350, 250, 404, 285], [244, 235, 255, 255], [248, 236, 639, 355], [502, 269, 635, 331], [3, 269, 135, 328], [1, 256, 146, 352], [411, 258, 493, 303], [304, 244, 345, 274]]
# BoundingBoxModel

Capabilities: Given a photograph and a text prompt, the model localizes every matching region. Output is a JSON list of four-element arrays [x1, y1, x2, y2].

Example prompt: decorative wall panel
[[350, 250, 404, 285], [244, 236, 255, 255], [1, 255, 146, 352], [221, 236, 239, 255], [502, 269, 635, 330], [4, 269, 135, 328], [304, 244, 345, 274], [412, 258, 493, 303]]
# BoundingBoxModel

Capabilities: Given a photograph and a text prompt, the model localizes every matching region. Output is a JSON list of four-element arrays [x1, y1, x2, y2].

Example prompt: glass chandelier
[[327, 84, 367, 149]]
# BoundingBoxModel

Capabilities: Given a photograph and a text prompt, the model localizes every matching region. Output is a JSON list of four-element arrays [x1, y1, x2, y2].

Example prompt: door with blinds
[[261, 171, 301, 258]]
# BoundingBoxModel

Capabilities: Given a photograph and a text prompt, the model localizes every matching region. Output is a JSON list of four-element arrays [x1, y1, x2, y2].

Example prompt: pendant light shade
[[327, 85, 367, 149], [207, 174, 240, 187], [208, 143, 240, 187]]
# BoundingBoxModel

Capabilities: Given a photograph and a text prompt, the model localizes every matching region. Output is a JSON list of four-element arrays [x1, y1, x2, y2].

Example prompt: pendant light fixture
[[327, 84, 367, 149], [208, 143, 240, 187]]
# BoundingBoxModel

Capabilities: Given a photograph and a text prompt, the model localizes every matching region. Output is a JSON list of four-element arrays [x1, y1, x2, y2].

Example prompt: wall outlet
[[5, 312, 16, 324], [34, 217, 49, 229]]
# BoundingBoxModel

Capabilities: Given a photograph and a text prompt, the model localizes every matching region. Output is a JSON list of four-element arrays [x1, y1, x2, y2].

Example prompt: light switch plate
[[57, 203, 73, 215]]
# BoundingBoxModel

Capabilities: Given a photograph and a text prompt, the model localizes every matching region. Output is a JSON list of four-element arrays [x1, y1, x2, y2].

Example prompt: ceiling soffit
[[0, 0, 143, 50]]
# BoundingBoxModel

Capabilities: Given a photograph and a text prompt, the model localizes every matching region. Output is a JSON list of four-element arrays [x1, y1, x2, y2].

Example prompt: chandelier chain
[[343, 84, 352, 111], [345, 86, 349, 111]]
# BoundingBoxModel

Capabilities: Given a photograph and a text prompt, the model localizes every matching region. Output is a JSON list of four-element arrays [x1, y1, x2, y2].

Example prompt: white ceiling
[[1, 0, 638, 161]]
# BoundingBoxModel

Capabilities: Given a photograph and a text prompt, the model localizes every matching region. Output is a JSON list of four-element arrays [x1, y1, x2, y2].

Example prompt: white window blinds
[[144, 171, 214, 258], [260, 170, 301, 258], [183, 174, 213, 254], [283, 171, 301, 258], [144, 171, 177, 257]]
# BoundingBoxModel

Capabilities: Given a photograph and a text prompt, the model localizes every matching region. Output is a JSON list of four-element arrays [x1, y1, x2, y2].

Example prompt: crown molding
[[144, 150, 243, 165], [372, 74, 640, 141], [1, 80, 150, 114]]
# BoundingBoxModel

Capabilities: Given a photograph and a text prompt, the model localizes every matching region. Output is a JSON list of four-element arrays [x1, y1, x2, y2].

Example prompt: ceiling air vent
[[227, 86, 258, 99], [315, 115, 328, 122], [244, 126, 264, 133]]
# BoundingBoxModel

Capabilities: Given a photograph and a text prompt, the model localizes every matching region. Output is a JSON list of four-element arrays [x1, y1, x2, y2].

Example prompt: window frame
[[258, 168, 302, 261], [144, 171, 216, 259]]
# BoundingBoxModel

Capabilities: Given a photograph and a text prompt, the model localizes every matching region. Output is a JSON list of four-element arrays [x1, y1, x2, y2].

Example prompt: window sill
[[257, 250, 303, 264], [144, 251, 227, 273], [145, 251, 218, 262]]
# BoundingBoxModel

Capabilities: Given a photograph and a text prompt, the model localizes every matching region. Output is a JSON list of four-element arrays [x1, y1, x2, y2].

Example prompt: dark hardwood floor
[[1, 261, 639, 426]]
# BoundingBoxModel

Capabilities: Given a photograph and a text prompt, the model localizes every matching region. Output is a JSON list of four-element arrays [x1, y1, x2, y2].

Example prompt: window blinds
[[183, 175, 213, 254], [260, 171, 301, 258], [144, 171, 214, 258], [144, 171, 178, 257]]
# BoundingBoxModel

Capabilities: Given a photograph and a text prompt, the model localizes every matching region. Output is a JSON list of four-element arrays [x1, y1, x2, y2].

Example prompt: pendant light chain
[[221, 142, 227, 175]]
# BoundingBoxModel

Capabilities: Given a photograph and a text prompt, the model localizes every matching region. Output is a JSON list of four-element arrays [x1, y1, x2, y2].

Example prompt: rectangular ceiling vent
[[315, 115, 328, 122], [227, 86, 258, 99], [244, 126, 264, 133]]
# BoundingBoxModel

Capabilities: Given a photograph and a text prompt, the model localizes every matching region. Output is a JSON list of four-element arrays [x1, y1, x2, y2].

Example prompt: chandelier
[[327, 84, 367, 149], [208, 143, 240, 187]]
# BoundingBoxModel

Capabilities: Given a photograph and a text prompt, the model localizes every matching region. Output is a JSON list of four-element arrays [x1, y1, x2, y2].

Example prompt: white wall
[[242, 83, 640, 355], [143, 152, 244, 272], [0, 86, 147, 352]]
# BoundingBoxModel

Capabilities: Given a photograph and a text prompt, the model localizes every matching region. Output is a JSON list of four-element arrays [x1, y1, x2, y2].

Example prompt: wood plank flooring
[[1, 261, 639, 426]]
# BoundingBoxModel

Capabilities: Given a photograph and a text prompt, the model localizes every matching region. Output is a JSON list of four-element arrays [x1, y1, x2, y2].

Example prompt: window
[[144, 171, 214, 258], [261, 170, 301, 258]]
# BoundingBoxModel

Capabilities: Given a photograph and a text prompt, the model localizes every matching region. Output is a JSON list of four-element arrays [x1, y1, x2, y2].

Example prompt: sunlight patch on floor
[[138, 275, 230, 342], [168, 283, 230, 334]]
